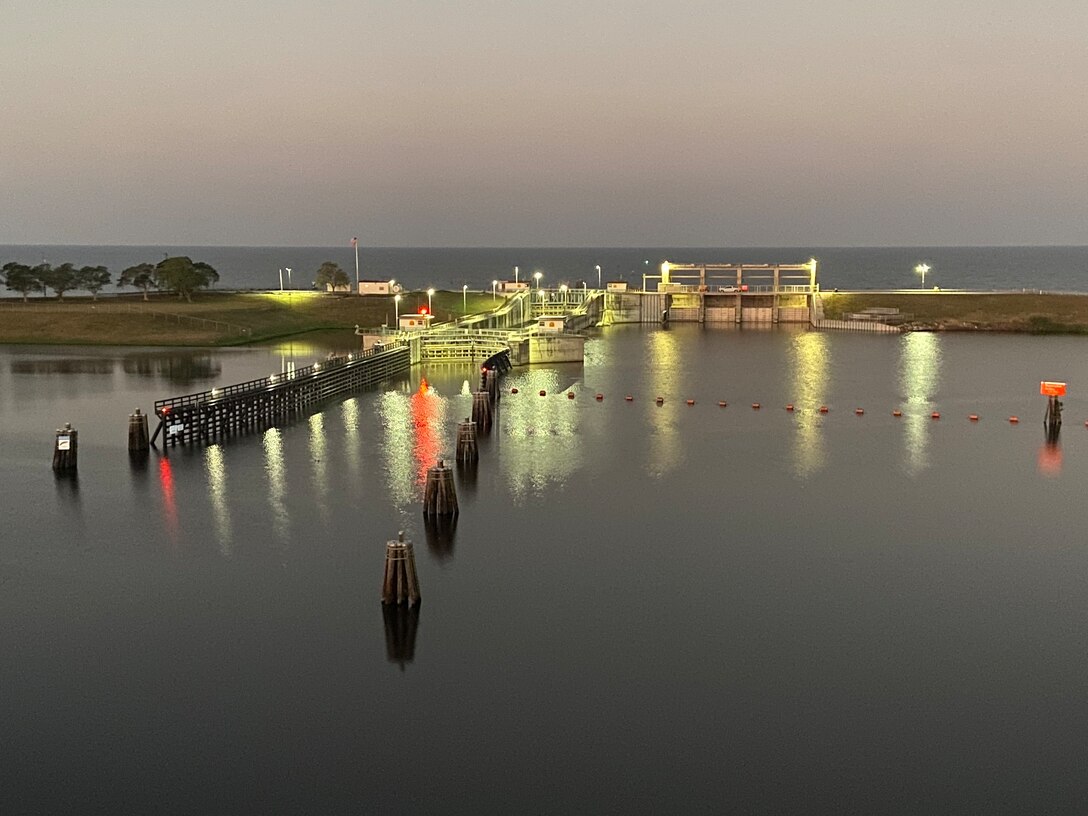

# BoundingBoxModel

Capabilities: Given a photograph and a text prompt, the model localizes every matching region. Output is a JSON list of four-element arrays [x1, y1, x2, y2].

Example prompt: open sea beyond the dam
[[2, 245, 1088, 294], [4, 322, 1088, 813]]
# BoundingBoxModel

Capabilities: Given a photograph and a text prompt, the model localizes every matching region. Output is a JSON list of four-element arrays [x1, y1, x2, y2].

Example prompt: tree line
[[0, 257, 220, 303]]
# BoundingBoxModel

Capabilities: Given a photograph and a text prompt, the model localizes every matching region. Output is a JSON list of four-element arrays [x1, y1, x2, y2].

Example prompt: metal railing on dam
[[152, 341, 411, 446]]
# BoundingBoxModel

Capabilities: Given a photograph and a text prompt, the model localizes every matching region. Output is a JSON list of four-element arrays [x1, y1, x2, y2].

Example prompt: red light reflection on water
[[158, 456, 180, 539], [411, 378, 443, 485], [1037, 442, 1063, 477]]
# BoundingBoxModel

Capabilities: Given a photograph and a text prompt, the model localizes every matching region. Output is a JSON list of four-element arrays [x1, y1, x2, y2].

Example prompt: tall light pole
[[492, 280, 498, 301], [595, 264, 601, 289], [462, 284, 468, 312], [352, 237, 359, 293], [394, 293, 401, 324], [534, 271, 542, 289], [285, 267, 292, 289], [915, 263, 931, 289], [427, 287, 434, 314], [514, 266, 519, 285]]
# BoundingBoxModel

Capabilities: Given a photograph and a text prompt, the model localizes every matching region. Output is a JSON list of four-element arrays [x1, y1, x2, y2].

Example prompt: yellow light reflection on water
[[262, 428, 289, 544], [378, 390, 417, 507], [501, 370, 583, 500], [341, 398, 362, 478], [644, 329, 683, 477], [898, 332, 942, 476], [309, 413, 329, 520], [203, 444, 233, 556], [788, 330, 829, 478]]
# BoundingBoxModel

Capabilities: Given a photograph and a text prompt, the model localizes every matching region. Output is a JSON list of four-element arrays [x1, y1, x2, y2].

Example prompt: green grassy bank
[[0, 290, 502, 346], [819, 291, 1088, 333]]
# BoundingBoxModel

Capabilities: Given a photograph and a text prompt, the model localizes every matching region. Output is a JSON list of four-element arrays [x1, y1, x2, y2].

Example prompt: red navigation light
[[419, 306, 429, 315]]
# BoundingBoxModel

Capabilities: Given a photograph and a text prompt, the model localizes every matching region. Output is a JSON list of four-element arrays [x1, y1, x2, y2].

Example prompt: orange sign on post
[[1040, 381, 1067, 397]]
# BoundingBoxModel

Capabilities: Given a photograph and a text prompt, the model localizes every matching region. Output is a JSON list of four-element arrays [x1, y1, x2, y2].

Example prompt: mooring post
[[381, 530, 421, 606], [52, 423, 78, 473], [423, 459, 459, 517], [471, 391, 492, 433], [128, 408, 150, 453], [456, 417, 479, 464]]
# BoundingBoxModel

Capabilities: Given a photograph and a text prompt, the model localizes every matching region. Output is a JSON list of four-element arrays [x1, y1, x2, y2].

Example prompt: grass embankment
[[0, 290, 501, 346], [820, 291, 1088, 333]]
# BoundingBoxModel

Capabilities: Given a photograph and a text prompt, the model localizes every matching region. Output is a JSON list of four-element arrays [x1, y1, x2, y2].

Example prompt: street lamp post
[[492, 280, 498, 301], [427, 287, 434, 314], [462, 284, 468, 312], [514, 266, 519, 285], [534, 271, 542, 289], [915, 263, 931, 289], [560, 283, 567, 305], [285, 267, 292, 289], [278, 268, 284, 291], [595, 265, 601, 289], [394, 293, 401, 325]]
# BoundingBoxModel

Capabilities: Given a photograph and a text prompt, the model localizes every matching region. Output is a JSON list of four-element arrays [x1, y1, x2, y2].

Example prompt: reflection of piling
[[52, 423, 78, 473], [471, 391, 492, 433], [456, 417, 478, 463], [381, 531, 421, 606], [423, 459, 459, 517], [382, 603, 420, 668], [1044, 395, 1062, 442], [455, 458, 477, 494], [424, 515, 458, 560], [128, 408, 150, 453]]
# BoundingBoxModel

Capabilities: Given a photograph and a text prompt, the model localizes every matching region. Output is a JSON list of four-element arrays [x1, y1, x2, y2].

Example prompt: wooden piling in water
[[456, 418, 479, 463], [52, 423, 78, 473], [128, 408, 150, 453], [381, 531, 421, 606], [471, 391, 493, 433], [423, 459, 459, 517]]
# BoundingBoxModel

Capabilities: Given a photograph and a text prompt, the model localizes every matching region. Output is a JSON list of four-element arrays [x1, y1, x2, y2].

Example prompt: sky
[[2, 0, 1086, 247]]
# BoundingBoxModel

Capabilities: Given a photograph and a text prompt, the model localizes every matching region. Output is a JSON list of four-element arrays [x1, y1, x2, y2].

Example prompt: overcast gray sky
[[2, 0, 1085, 246]]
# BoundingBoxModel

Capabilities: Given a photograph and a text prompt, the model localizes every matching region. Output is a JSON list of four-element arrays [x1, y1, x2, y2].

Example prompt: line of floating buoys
[[855, 408, 864, 415], [969, 414, 979, 421], [892, 410, 902, 417], [686, 399, 695, 406], [785, 404, 794, 411]]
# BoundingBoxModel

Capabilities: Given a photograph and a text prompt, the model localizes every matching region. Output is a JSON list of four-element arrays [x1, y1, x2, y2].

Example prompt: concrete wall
[[529, 334, 586, 364]]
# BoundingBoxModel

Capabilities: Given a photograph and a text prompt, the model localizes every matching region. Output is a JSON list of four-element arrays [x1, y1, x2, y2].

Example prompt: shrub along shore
[[1, 290, 1087, 347]]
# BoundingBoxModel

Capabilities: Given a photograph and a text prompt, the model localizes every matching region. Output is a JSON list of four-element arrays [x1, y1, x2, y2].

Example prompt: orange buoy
[[819, 406, 829, 413], [892, 410, 902, 417], [567, 391, 575, 399], [539, 390, 546, 397], [1009, 416, 1019, 423], [855, 408, 864, 415], [511, 387, 519, 394], [686, 399, 695, 406], [785, 404, 794, 412], [595, 393, 603, 401], [752, 403, 761, 410], [931, 412, 940, 419], [655, 396, 664, 405], [969, 414, 979, 421], [718, 401, 727, 408], [625, 395, 633, 401]]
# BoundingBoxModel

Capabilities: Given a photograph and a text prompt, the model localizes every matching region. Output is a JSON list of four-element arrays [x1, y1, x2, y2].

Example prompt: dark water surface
[[3, 327, 1088, 813]]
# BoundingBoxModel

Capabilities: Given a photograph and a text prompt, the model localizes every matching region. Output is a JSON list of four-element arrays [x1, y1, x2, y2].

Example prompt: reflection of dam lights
[[158, 456, 179, 540], [341, 398, 362, 478], [203, 445, 232, 556], [309, 413, 329, 518], [502, 370, 582, 499], [645, 330, 682, 476], [899, 333, 942, 476], [788, 331, 829, 477], [379, 391, 416, 507], [410, 378, 447, 486], [263, 428, 289, 543]]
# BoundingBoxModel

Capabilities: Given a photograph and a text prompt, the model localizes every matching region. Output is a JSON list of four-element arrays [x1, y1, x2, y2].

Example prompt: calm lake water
[[3, 326, 1088, 814]]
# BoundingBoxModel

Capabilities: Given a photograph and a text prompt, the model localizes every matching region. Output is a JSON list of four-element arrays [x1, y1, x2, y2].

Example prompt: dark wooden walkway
[[152, 342, 411, 447]]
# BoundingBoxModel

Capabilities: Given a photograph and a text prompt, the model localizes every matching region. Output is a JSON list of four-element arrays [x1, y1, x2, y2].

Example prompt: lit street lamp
[[560, 283, 568, 304], [534, 271, 542, 289], [285, 267, 292, 289], [427, 287, 434, 313], [394, 293, 402, 324], [915, 263, 931, 289], [278, 267, 284, 291], [595, 264, 601, 289], [462, 284, 468, 312], [514, 266, 519, 285], [492, 280, 498, 301]]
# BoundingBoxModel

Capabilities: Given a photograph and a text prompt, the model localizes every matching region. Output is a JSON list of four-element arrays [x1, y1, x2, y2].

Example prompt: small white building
[[537, 316, 566, 333], [398, 313, 434, 331], [359, 280, 403, 296], [606, 281, 628, 293], [499, 280, 530, 293]]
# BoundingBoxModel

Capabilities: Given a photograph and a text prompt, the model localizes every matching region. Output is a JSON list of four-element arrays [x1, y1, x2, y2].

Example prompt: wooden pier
[[152, 342, 411, 447]]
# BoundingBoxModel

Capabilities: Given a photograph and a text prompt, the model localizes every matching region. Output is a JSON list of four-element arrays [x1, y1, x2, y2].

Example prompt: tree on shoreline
[[39, 262, 79, 300], [314, 261, 349, 291], [2, 262, 43, 301], [155, 256, 220, 302], [118, 263, 158, 301], [77, 265, 111, 300]]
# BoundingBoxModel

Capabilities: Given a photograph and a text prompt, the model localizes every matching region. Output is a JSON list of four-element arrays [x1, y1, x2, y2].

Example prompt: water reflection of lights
[[263, 428, 289, 544], [203, 445, 232, 556], [379, 380, 450, 506], [502, 370, 583, 500], [788, 331, 829, 478], [410, 379, 447, 486], [341, 398, 362, 478], [1037, 442, 1063, 477], [158, 456, 179, 541], [899, 333, 942, 476], [644, 330, 683, 477], [309, 413, 329, 519]]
